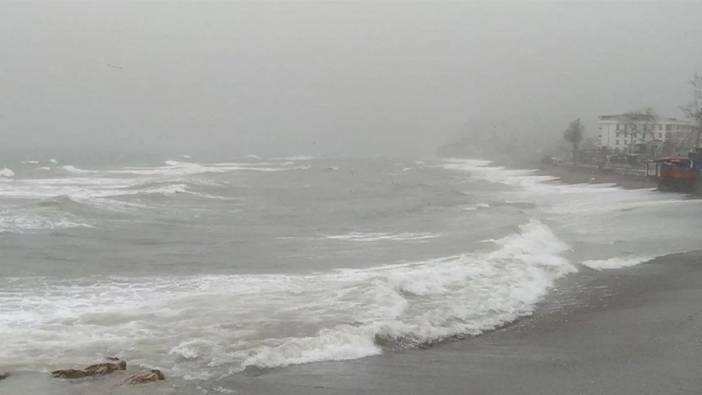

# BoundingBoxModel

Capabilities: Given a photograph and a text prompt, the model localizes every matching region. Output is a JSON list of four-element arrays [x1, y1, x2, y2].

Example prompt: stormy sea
[[1, 156, 701, 394]]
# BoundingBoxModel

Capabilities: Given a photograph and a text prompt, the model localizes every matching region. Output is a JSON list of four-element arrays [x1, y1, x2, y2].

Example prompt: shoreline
[[491, 155, 658, 190], [227, 250, 702, 394], [536, 162, 657, 190]]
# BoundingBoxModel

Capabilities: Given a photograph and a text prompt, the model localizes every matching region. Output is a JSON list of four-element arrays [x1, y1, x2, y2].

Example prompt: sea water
[[1, 156, 701, 394]]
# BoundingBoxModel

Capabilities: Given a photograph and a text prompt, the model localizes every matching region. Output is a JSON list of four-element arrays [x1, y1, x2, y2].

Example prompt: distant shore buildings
[[596, 113, 697, 156]]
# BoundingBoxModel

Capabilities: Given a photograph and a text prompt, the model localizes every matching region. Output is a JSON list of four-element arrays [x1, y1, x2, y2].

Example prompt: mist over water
[[2, 156, 702, 394], [3, 1, 702, 394]]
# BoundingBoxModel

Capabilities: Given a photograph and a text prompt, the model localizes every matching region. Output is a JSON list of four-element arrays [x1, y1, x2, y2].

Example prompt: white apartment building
[[597, 114, 696, 152]]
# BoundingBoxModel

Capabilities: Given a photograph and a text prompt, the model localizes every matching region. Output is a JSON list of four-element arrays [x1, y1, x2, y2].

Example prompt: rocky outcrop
[[51, 357, 127, 379], [50, 358, 165, 385], [0, 372, 9, 380]]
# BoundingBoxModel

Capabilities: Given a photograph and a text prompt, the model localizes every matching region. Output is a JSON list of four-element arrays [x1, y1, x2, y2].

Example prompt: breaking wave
[[0, 219, 574, 378]]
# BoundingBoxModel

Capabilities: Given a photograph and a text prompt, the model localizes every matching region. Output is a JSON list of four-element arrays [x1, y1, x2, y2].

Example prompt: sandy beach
[[226, 251, 702, 395]]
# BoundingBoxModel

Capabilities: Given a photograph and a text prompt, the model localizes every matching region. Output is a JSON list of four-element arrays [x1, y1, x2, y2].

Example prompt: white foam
[[103, 160, 307, 176], [237, 220, 573, 371], [124, 183, 189, 196], [61, 165, 95, 174], [0, 220, 573, 379], [0, 168, 15, 177], [581, 256, 654, 271], [325, 232, 440, 242], [241, 326, 382, 369], [212, 387, 236, 393], [21, 160, 39, 165], [169, 339, 215, 361], [442, 159, 558, 189], [0, 209, 92, 233], [463, 203, 490, 211], [442, 158, 702, 254]]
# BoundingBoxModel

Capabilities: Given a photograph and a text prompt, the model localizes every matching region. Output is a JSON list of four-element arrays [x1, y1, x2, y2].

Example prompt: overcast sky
[[1, 1, 702, 158]]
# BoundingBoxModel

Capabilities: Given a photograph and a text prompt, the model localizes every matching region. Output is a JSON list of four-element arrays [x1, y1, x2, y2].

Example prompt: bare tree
[[682, 74, 702, 152], [563, 118, 584, 165]]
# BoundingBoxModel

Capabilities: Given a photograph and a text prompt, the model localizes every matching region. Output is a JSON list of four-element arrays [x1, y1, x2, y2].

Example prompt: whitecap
[[463, 203, 490, 211], [0, 210, 93, 233], [61, 165, 96, 174], [581, 256, 655, 271], [325, 232, 440, 242]]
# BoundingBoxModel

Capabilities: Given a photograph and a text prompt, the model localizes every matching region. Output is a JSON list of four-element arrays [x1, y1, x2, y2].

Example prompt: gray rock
[[123, 369, 165, 385]]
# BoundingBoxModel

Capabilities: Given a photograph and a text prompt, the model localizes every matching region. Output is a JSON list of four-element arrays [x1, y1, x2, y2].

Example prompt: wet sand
[[228, 251, 702, 394]]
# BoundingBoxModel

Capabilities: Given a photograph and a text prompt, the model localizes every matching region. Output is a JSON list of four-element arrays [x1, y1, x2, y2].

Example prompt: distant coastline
[[444, 154, 658, 190]]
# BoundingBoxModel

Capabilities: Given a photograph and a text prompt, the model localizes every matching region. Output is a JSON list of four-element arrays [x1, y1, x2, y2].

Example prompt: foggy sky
[[2, 1, 702, 158]]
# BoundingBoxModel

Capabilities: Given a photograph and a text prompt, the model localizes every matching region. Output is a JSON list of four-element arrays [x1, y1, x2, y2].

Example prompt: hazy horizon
[[2, 1, 702, 159], [4, 3, 702, 393]]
